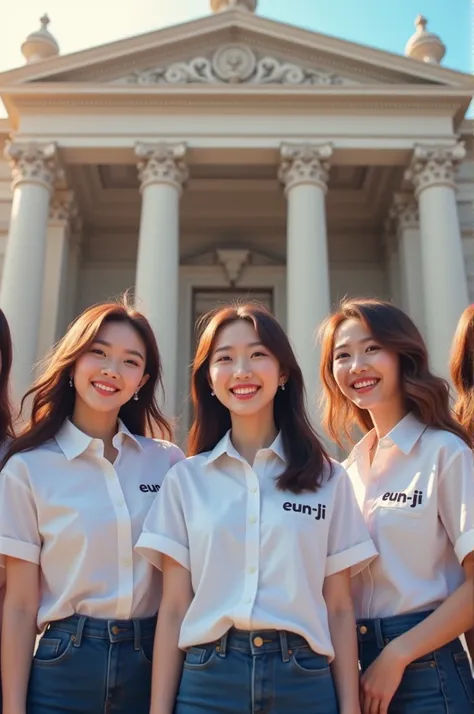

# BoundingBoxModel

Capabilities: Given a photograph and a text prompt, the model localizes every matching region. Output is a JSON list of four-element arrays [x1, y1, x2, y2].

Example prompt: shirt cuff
[[135, 533, 190, 571], [325, 539, 378, 578], [454, 529, 474, 565], [0, 536, 40, 565]]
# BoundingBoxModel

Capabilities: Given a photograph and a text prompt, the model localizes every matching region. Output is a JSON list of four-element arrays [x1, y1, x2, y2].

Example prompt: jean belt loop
[[279, 631, 290, 663], [374, 618, 385, 650], [73, 616, 87, 648], [133, 619, 141, 652], [218, 630, 228, 658]]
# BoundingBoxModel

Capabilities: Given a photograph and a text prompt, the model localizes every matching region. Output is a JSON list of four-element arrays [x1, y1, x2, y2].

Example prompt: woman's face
[[208, 319, 285, 421], [72, 321, 149, 416], [332, 318, 401, 413]]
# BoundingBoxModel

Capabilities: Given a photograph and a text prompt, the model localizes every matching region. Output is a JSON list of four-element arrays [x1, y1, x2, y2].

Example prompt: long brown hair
[[450, 305, 474, 444], [189, 303, 332, 493], [0, 309, 14, 445], [2, 299, 172, 465], [319, 298, 470, 449]]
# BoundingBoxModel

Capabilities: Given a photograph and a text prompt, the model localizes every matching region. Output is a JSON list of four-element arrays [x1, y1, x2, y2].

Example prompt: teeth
[[232, 387, 258, 395], [93, 383, 117, 393], [353, 379, 378, 390]]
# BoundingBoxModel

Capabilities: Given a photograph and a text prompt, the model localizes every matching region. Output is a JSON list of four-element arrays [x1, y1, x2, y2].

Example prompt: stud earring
[[280, 382, 286, 391], [69, 377, 74, 388], [133, 392, 139, 401], [211, 390, 215, 396]]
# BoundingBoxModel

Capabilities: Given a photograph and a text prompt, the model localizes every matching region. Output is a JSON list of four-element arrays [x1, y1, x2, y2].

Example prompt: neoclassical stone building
[[0, 0, 473, 437]]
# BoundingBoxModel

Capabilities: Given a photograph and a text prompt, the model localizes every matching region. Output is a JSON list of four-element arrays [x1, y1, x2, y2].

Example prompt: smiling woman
[[0, 297, 185, 714]]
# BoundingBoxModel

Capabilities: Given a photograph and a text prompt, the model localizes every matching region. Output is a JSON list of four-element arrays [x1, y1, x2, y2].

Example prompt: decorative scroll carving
[[4, 141, 64, 191], [135, 142, 189, 192], [49, 190, 80, 228], [389, 193, 419, 230], [279, 143, 333, 192], [405, 143, 466, 196], [116, 44, 352, 86]]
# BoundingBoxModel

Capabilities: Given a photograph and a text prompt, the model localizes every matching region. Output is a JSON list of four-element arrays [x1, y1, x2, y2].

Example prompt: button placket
[[241, 466, 261, 625]]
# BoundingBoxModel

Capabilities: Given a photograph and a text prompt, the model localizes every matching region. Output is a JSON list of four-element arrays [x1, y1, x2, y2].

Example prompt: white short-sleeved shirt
[[136, 430, 376, 658], [0, 419, 184, 629], [344, 412, 474, 620]]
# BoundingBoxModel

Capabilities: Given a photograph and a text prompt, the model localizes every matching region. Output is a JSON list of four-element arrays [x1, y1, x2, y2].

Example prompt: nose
[[233, 357, 252, 379], [100, 361, 119, 379], [349, 353, 368, 374]]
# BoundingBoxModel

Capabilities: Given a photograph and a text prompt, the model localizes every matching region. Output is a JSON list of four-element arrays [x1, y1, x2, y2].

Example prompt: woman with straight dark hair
[[0, 308, 15, 714], [137, 302, 376, 714], [320, 297, 474, 714], [0, 298, 184, 714]]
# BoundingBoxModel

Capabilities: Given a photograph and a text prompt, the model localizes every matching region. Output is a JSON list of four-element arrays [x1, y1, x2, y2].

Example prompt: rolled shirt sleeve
[[0, 464, 41, 566], [136, 465, 190, 571], [325, 467, 377, 577], [438, 447, 474, 565]]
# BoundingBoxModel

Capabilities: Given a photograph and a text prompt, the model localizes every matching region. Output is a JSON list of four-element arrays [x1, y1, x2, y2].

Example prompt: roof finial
[[405, 15, 446, 64], [211, 0, 257, 12], [21, 14, 60, 64]]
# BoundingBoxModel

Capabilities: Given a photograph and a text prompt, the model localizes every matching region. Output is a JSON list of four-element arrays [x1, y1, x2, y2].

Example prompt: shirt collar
[[204, 430, 286, 467], [55, 419, 142, 461], [345, 412, 427, 466]]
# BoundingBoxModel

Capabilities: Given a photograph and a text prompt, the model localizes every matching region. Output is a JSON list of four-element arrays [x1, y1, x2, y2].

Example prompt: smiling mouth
[[351, 378, 380, 392], [230, 386, 261, 399], [92, 381, 119, 396]]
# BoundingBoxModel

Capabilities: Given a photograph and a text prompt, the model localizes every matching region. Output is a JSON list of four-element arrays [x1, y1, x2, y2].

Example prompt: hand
[[360, 640, 409, 714]]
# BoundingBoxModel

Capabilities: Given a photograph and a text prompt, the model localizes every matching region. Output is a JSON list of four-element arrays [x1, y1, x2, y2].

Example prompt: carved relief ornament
[[135, 143, 189, 192], [389, 193, 419, 231], [279, 143, 333, 193], [117, 44, 351, 86], [405, 143, 466, 196], [4, 141, 64, 192]]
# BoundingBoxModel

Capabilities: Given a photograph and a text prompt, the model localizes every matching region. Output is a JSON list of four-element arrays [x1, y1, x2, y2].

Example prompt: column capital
[[279, 143, 333, 193], [4, 141, 64, 192], [389, 192, 419, 231], [49, 189, 81, 230], [405, 142, 465, 196], [135, 142, 189, 193]]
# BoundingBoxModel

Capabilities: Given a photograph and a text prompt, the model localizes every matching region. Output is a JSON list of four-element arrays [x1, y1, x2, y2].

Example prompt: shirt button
[[116, 498, 124, 507], [122, 558, 132, 567], [248, 566, 256, 574], [245, 596, 252, 604], [248, 516, 257, 524], [250, 486, 257, 493]]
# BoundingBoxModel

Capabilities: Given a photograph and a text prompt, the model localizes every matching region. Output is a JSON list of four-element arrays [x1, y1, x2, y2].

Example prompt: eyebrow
[[213, 341, 264, 355], [93, 338, 145, 361], [334, 336, 374, 351]]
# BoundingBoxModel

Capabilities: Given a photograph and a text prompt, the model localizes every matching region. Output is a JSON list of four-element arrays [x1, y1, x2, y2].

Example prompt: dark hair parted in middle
[[449, 304, 474, 444], [319, 297, 470, 449], [188, 302, 333, 494]]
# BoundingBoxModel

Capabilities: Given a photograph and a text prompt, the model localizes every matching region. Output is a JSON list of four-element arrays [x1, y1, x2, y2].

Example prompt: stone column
[[135, 142, 188, 417], [38, 190, 80, 359], [406, 143, 468, 378], [1, 142, 63, 401], [389, 193, 425, 335], [383, 220, 401, 307], [279, 143, 332, 427]]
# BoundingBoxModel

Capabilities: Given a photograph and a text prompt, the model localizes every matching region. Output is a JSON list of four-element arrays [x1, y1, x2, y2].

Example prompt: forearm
[[328, 609, 361, 714], [2, 599, 37, 714], [392, 579, 474, 665], [150, 608, 185, 714]]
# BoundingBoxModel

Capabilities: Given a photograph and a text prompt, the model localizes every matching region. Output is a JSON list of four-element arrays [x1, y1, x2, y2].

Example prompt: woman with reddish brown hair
[[450, 305, 474, 443], [319, 298, 474, 714], [138, 302, 376, 714], [0, 298, 184, 714]]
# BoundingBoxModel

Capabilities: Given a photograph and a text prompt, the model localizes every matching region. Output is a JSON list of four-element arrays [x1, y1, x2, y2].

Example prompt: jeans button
[[359, 625, 368, 635], [111, 625, 119, 635], [253, 636, 263, 647]]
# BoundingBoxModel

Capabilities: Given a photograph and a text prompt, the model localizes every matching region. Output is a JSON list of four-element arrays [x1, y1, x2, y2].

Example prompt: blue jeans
[[27, 613, 156, 714], [175, 628, 339, 714], [357, 611, 474, 713]]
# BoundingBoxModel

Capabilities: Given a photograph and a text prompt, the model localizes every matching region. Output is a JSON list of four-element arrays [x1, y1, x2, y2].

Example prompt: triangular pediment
[[1, 9, 473, 89]]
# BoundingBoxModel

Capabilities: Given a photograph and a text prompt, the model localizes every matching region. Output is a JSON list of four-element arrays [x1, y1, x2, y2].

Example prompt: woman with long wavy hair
[[0, 299, 184, 714], [450, 305, 474, 442], [319, 297, 474, 714], [137, 302, 376, 714]]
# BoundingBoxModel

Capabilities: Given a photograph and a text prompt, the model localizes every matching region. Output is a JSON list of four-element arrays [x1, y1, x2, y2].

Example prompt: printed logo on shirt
[[139, 484, 161, 493], [283, 502, 326, 520], [381, 489, 423, 509]]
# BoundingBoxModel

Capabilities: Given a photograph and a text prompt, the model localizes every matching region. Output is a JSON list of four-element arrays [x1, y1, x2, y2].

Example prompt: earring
[[69, 377, 74, 388], [211, 390, 215, 396], [280, 382, 286, 391], [133, 392, 139, 401]]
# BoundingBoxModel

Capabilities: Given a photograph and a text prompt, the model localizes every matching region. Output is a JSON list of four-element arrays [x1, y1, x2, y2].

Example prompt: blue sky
[[1, 0, 471, 73]]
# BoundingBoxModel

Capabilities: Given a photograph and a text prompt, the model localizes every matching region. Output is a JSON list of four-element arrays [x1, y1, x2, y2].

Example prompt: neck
[[230, 407, 278, 465], [71, 401, 119, 448], [368, 399, 408, 439]]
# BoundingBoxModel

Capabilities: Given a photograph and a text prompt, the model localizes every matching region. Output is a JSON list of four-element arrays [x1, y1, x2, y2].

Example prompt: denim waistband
[[47, 613, 157, 647], [207, 628, 325, 664], [357, 610, 434, 648]]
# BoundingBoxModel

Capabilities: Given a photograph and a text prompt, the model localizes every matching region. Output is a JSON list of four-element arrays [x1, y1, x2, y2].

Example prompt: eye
[[91, 348, 105, 356], [125, 359, 140, 367], [366, 344, 381, 353], [215, 355, 231, 363], [334, 352, 349, 361], [251, 350, 267, 358]]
